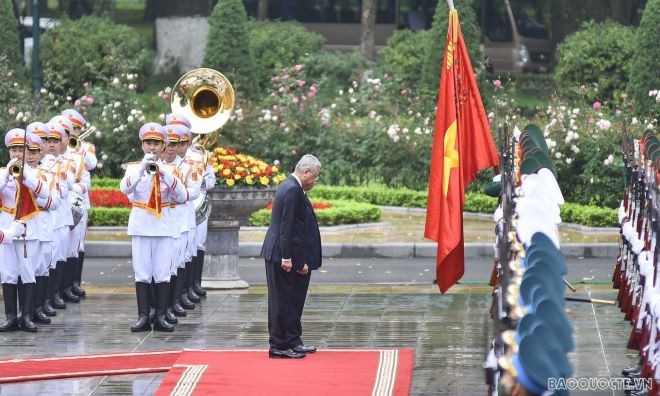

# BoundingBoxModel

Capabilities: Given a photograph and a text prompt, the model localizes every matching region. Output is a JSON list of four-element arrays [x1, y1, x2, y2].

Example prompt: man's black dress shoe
[[292, 344, 317, 354], [268, 348, 305, 359]]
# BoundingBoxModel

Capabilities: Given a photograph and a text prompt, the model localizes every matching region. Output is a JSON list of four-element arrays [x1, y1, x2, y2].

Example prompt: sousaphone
[[171, 68, 235, 224]]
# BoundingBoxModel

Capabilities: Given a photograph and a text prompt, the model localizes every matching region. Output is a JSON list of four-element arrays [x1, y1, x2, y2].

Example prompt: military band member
[[62, 109, 97, 297], [44, 120, 76, 309], [24, 128, 60, 325], [166, 114, 203, 306], [160, 124, 199, 321], [0, 129, 51, 332], [192, 145, 216, 297], [120, 122, 187, 332]]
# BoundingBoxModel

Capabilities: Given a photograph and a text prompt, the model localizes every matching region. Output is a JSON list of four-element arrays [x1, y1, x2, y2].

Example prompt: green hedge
[[559, 203, 617, 228], [92, 177, 121, 189], [88, 182, 617, 227], [248, 200, 381, 227], [88, 207, 130, 226]]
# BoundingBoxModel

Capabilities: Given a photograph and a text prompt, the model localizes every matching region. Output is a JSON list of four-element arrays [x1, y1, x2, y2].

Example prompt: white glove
[[21, 165, 40, 190], [159, 167, 176, 187], [3, 221, 26, 242], [140, 154, 156, 174]]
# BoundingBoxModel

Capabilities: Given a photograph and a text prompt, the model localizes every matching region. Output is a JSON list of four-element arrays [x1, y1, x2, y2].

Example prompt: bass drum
[[69, 191, 86, 228], [194, 191, 212, 225]]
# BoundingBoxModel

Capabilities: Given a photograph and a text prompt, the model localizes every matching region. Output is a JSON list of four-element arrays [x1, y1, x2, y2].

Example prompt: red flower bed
[[89, 188, 131, 208], [265, 200, 332, 211]]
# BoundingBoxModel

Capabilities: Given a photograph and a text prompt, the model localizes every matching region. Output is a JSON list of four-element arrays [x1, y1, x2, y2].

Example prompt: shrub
[[92, 177, 121, 189], [0, 0, 21, 67], [554, 21, 635, 104], [249, 20, 325, 92], [203, 0, 258, 99], [88, 207, 130, 226], [560, 203, 617, 227], [302, 50, 372, 103], [40, 16, 152, 97], [378, 29, 432, 103], [89, 188, 130, 208], [628, 0, 660, 116], [309, 185, 428, 207], [248, 199, 381, 226]]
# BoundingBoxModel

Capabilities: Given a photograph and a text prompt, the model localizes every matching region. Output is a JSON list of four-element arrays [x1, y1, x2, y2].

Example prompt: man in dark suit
[[260, 154, 322, 359]]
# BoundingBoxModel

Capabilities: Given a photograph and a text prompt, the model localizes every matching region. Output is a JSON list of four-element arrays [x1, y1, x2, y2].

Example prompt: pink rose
[[161, 93, 170, 101], [74, 99, 81, 107], [293, 64, 303, 72], [292, 97, 299, 104], [283, 74, 290, 80], [588, 117, 594, 124], [271, 76, 280, 81], [279, 122, 286, 128], [400, 89, 408, 95], [493, 79, 502, 88], [297, 80, 306, 87], [593, 101, 602, 110], [83, 82, 89, 88]]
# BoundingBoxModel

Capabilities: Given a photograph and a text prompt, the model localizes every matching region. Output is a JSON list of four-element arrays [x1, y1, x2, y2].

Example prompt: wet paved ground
[[0, 283, 637, 395]]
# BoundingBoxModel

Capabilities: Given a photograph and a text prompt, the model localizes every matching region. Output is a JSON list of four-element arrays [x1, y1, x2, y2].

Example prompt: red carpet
[[156, 348, 413, 396], [0, 350, 181, 383]]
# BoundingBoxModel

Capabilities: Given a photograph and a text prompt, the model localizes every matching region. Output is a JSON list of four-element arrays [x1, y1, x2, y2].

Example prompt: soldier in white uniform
[[44, 120, 77, 309], [166, 114, 200, 305], [0, 129, 51, 332], [192, 145, 216, 297], [24, 127, 61, 325], [120, 122, 187, 332], [160, 124, 201, 322], [62, 109, 97, 297]]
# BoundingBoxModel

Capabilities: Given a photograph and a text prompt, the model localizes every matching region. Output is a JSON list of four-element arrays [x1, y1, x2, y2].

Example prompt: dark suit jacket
[[260, 175, 322, 271]]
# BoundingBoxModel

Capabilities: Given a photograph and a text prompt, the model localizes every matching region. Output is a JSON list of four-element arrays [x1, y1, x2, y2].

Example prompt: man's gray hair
[[294, 154, 321, 173]]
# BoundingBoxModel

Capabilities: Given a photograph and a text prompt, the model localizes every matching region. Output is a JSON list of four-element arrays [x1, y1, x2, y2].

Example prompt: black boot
[[52, 262, 67, 309], [193, 250, 206, 296], [72, 251, 86, 297], [17, 278, 24, 316], [62, 257, 80, 303], [177, 267, 195, 310], [148, 280, 156, 323], [20, 283, 37, 332], [32, 276, 51, 324], [0, 283, 19, 332], [153, 282, 174, 332], [186, 261, 201, 303], [166, 275, 180, 323], [130, 282, 151, 332], [43, 269, 57, 316], [171, 273, 187, 317]]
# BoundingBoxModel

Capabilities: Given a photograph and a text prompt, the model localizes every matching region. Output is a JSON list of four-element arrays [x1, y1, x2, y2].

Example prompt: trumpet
[[8, 162, 21, 178], [146, 161, 159, 175], [68, 126, 97, 151]]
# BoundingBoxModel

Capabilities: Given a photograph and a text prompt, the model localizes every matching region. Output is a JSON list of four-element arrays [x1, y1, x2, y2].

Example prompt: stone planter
[[202, 186, 276, 289]]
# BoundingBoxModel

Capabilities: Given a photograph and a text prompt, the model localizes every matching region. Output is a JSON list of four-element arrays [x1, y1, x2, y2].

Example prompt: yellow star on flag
[[443, 120, 459, 196]]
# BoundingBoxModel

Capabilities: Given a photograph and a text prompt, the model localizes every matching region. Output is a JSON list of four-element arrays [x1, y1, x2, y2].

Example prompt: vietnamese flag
[[425, 9, 499, 293]]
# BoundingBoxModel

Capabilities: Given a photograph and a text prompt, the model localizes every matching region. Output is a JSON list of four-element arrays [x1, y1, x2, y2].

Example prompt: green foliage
[[92, 177, 121, 189], [203, 0, 258, 99], [0, 0, 21, 67], [249, 20, 324, 92], [378, 29, 432, 102], [40, 16, 152, 97], [560, 203, 617, 227], [464, 193, 498, 214], [628, 0, 660, 116], [302, 50, 373, 103], [0, 55, 32, 138], [88, 207, 130, 226], [309, 185, 428, 207], [554, 21, 635, 104], [248, 200, 381, 227], [420, 1, 483, 95]]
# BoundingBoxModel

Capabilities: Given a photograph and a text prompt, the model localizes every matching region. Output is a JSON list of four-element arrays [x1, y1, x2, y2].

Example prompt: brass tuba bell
[[170, 68, 235, 136]]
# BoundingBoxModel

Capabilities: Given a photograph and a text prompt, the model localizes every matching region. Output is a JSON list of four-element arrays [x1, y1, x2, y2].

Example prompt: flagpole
[[446, 0, 455, 10]]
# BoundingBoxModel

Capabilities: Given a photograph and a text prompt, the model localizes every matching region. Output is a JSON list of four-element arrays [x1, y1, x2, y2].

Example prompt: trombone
[[68, 126, 97, 151]]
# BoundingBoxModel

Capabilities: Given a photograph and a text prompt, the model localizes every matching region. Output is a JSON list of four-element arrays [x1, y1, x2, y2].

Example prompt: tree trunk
[[610, 0, 626, 23], [258, 0, 268, 20], [360, 0, 377, 60]]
